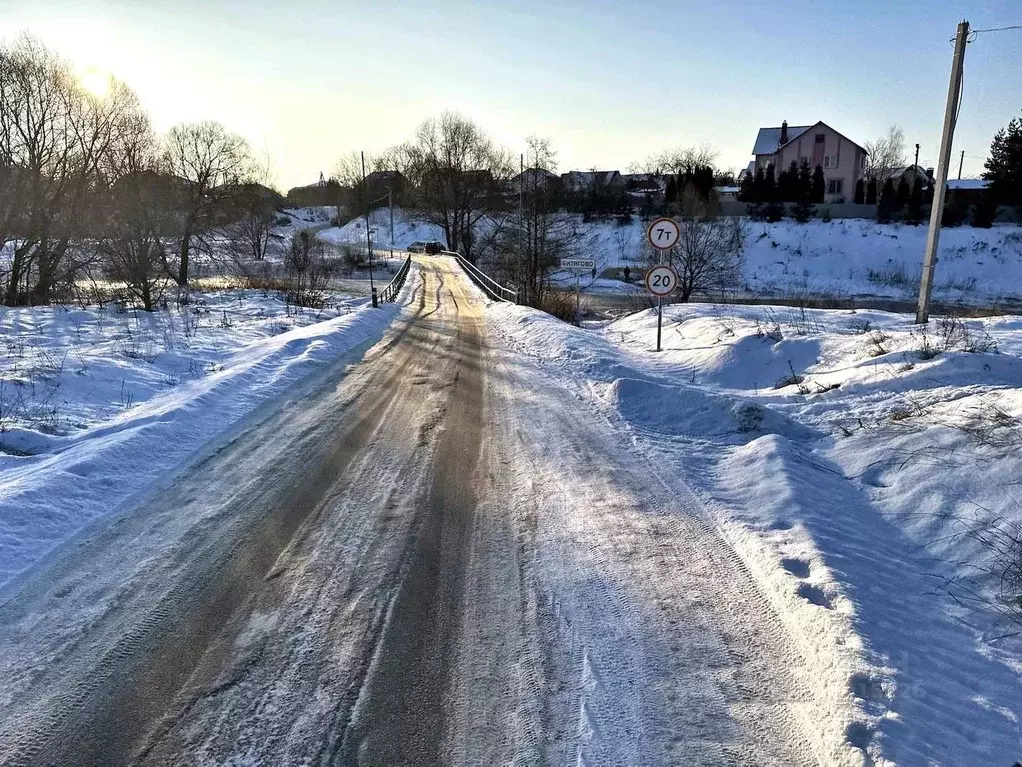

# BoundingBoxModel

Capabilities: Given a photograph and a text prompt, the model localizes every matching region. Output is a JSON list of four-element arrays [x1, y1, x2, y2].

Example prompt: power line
[[950, 24, 1022, 43], [970, 24, 1022, 33]]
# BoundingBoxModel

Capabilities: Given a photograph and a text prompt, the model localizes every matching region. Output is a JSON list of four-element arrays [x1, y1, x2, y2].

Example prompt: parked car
[[423, 241, 446, 255], [406, 241, 426, 253]]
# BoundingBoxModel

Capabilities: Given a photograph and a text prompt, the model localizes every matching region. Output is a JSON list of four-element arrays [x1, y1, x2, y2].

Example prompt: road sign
[[560, 258, 596, 271], [646, 217, 680, 250], [645, 264, 678, 297]]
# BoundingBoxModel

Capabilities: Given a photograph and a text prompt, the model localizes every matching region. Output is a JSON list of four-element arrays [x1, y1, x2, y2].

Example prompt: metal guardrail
[[443, 251, 518, 303], [379, 254, 412, 303]]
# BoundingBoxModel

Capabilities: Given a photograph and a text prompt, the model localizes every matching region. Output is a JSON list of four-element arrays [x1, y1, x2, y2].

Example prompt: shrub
[[763, 201, 786, 222], [537, 290, 583, 324], [971, 192, 998, 228]]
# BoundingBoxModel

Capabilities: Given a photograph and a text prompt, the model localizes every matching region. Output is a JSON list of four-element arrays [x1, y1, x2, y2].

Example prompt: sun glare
[[79, 66, 111, 98]]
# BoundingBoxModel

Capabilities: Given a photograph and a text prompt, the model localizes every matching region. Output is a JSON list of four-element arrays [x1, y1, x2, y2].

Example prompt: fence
[[379, 254, 412, 303], [443, 251, 518, 303]]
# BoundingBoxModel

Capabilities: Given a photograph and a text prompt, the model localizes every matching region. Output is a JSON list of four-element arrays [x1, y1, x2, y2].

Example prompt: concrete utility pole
[[916, 20, 969, 324]]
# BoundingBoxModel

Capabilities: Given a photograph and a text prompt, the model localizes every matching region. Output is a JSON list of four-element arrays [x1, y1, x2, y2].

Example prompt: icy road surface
[[0, 256, 818, 766]]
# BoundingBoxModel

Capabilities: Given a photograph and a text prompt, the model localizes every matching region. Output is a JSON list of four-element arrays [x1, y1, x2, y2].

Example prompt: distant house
[[715, 185, 741, 200], [560, 170, 625, 195], [508, 167, 559, 191], [622, 173, 667, 193], [364, 170, 407, 198], [891, 165, 934, 188], [946, 178, 990, 192], [287, 177, 343, 207], [750, 120, 867, 202]]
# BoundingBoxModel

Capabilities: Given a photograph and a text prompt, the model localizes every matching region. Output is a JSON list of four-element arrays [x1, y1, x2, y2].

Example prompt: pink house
[[750, 121, 867, 203]]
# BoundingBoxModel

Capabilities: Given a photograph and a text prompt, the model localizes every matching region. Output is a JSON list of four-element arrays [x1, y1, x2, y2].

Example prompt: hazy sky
[[1, 0, 1020, 190]]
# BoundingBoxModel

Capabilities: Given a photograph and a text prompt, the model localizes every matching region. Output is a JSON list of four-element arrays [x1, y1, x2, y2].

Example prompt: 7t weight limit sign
[[646, 217, 680, 250]]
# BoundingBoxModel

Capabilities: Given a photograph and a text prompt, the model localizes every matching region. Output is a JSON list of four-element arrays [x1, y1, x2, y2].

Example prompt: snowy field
[[487, 299, 1022, 765], [0, 286, 406, 589], [322, 207, 1022, 308]]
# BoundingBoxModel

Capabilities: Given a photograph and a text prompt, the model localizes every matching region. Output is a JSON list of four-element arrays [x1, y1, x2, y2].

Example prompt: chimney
[[780, 120, 789, 145], [925, 167, 935, 181]]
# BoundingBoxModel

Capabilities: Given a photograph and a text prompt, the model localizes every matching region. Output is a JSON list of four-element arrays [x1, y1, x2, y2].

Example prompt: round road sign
[[646, 217, 680, 250], [645, 265, 679, 297]]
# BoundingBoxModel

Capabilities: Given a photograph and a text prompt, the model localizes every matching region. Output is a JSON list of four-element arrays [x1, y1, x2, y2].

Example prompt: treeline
[[0, 35, 276, 309]]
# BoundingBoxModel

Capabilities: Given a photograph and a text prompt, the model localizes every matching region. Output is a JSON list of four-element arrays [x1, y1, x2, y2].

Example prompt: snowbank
[[0, 288, 408, 589], [306, 206, 1022, 306], [487, 299, 1022, 765]]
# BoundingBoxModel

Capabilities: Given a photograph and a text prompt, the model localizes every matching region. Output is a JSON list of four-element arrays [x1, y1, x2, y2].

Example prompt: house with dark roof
[[750, 120, 867, 202], [560, 170, 625, 195]]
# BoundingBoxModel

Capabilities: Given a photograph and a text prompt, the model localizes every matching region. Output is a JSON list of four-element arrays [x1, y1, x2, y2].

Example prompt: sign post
[[645, 217, 681, 352], [560, 258, 596, 320]]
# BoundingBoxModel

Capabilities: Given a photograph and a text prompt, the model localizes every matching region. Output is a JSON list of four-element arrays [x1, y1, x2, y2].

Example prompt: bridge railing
[[443, 251, 518, 303], [379, 254, 412, 303]]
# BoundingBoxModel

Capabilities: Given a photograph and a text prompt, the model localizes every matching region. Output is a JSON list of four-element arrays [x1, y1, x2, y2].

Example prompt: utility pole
[[914, 143, 920, 169], [388, 185, 394, 260], [958, 150, 965, 179], [916, 20, 969, 324], [362, 151, 377, 307]]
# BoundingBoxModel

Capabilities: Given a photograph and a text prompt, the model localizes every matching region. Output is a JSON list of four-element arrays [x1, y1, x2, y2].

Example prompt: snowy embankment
[[487, 300, 1022, 766], [317, 206, 1022, 306], [0, 287, 407, 589]]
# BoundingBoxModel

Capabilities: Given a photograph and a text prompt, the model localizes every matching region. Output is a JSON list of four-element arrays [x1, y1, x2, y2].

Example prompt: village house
[[750, 120, 867, 203]]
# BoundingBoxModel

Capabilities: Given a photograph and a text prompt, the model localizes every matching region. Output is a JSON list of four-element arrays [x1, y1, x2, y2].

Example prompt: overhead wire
[[970, 24, 1022, 33]]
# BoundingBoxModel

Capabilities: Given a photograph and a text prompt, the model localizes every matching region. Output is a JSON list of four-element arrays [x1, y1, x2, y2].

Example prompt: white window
[[827, 179, 843, 195], [823, 156, 831, 168], [824, 155, 839, 168]]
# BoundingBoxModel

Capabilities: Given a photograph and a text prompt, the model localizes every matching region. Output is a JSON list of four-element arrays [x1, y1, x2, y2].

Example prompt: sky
[[1, 0, 1020, 191]]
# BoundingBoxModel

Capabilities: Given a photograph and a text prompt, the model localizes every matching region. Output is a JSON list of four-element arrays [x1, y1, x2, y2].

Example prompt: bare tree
[[0, 35, 135, 305], [864, 125, 907, 190], [284, 230, 334, 309], [162, 120, 255, 286], [630, 144, 719, 176], [497, 136, 591, 306], [396, 112, 512, 261], [332, 150, 382, 222], [661, 188, 745, 302]]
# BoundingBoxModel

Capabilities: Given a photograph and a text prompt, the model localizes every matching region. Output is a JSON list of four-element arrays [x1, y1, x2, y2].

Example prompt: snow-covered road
[[0, 256, 822, 765]]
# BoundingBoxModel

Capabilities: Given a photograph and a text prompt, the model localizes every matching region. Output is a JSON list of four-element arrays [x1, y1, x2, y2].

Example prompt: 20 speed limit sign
[[646, 217, 680, 250], [645, 265, 678, 297]]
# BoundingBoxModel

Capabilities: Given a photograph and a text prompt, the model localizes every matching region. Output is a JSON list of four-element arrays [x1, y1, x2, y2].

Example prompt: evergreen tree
[[764, 163, 777, 202], [983, 113, 1022, 206], [941, 189, 969, 227], [854, 178, 865, 204], [777, 160, 799, 202], [738, 171, 756, 202], [811, 165, 825, 203], [866, 177, 878, 205], [798, 162, 813, 199], [896, 177, 910, 207], [904, 178, 925, 225], [971, 190, 999, 228], [665, 175, 678, 206], [752, 167, 766, 203], [791, 164, 816, 223], [876, 178, 897, 223]]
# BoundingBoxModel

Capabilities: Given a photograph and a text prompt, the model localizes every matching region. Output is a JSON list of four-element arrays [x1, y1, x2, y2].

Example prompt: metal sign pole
[[656, 247, 664, 352], [645, 217, 680, 353]]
